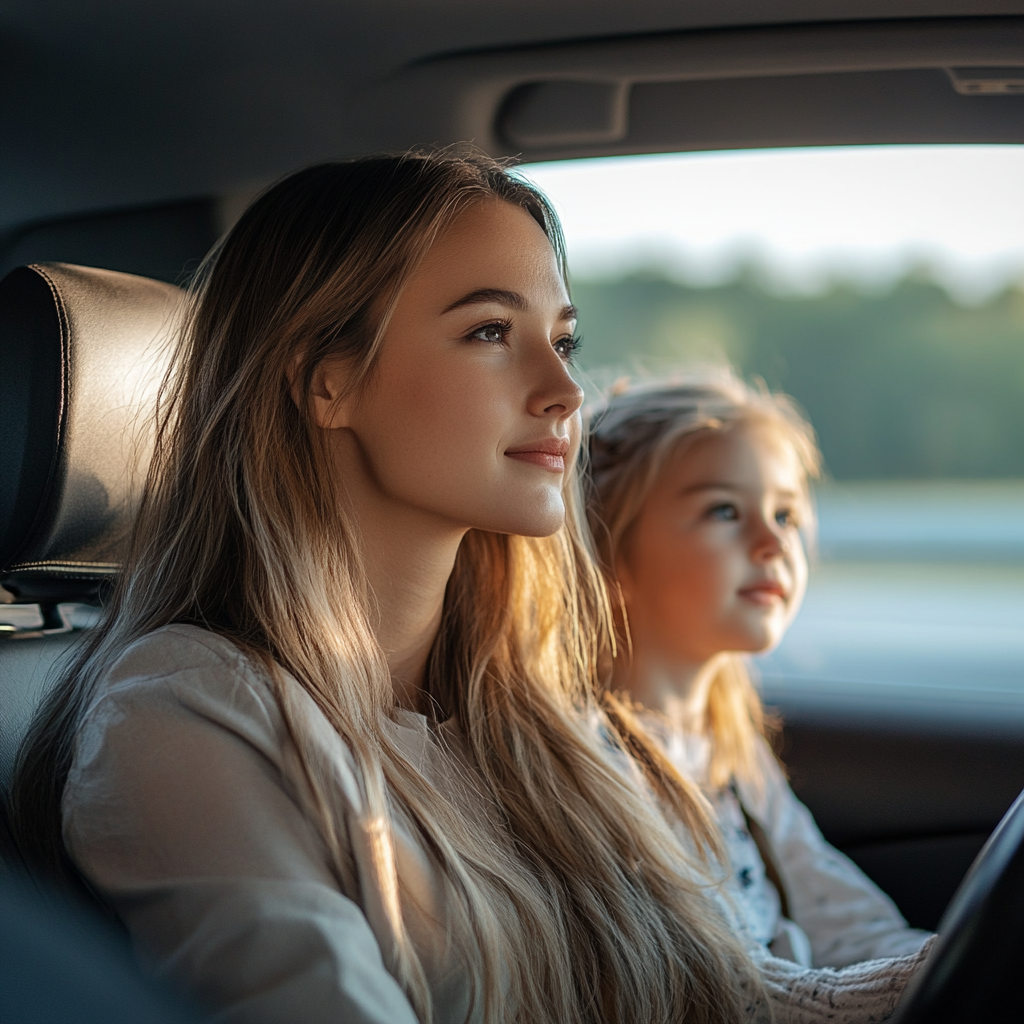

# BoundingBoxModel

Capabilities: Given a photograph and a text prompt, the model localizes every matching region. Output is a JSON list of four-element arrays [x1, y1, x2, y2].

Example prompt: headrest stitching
[[27, 265, 71, 450]]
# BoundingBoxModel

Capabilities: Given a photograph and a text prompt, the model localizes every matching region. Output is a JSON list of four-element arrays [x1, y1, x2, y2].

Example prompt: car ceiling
[[3, 0, 1024, 234]]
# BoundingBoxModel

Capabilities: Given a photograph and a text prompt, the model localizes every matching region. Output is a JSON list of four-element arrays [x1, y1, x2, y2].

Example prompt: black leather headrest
[[0, 264, 184, 604]]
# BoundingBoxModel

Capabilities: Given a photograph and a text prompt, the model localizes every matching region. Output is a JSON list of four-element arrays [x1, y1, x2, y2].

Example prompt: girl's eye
[[470, 321, 510, 345], [553, 334, 582, 361], [707, 503, 739, 522], [776, 508, 800, 529]]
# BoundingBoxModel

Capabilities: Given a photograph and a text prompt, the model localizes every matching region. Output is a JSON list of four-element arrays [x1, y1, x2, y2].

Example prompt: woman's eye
[[470, 322, 509, 345], [708, 503, 739, 522], [776, 508, 799, 528], [553, 334, 582, 361]]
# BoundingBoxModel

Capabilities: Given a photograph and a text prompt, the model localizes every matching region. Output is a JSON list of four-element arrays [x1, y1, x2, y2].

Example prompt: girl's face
[[321, 199, 584, 538], [618, 422, 809, 667]]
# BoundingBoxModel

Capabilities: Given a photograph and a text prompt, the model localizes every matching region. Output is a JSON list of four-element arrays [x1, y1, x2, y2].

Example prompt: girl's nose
[[751, 515, 787, 561]]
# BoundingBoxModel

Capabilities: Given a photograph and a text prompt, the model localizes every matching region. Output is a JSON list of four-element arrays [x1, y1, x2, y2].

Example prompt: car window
[[523, 145, 1024, 724]]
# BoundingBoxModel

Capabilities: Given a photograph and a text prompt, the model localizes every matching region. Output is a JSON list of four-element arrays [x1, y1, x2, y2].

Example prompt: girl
[[587, 373, 934, 969], [14, 155, 928, 1024]]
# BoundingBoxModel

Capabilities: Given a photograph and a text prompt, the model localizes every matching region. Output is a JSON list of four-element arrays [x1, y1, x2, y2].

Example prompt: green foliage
[[570, 270, 1024, 480]]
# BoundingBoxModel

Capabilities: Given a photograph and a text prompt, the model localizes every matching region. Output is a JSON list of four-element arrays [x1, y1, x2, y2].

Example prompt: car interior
[[2, 2, 1024, 1020]]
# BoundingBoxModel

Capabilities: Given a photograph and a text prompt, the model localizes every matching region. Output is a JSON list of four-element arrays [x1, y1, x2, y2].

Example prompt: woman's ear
[[287, 351, 353, 429]]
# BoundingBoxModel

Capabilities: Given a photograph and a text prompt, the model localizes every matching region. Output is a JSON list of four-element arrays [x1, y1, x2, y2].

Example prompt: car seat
[[0, 263, 183, 859]]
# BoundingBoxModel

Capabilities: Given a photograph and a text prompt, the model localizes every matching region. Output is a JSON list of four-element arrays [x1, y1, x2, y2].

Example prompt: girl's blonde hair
[[587, 370, 822, 791], [13, 155, 760, 1024]]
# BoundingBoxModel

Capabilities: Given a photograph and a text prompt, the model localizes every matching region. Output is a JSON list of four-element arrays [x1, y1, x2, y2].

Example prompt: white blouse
[[63, 625, 931, 1023], [643, 719, 933, 969]]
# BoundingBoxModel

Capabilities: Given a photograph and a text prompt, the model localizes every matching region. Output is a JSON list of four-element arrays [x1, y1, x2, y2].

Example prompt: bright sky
[[519, 146, 1024, 301]]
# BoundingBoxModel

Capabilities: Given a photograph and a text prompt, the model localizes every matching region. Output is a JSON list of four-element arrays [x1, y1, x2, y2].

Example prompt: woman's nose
[[527, 350, 584, 419]]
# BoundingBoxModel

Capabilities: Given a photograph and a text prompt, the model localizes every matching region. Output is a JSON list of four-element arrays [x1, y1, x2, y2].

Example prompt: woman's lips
[[506, 451, 565, 471], [505, 438, 570, 473], [739, 581, 787, 606]]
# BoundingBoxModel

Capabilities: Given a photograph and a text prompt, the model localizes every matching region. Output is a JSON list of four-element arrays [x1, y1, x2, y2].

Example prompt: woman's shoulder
[[109, 622, 257, 680], [67, 624, 371, 833], [86, 623, 283, 746]]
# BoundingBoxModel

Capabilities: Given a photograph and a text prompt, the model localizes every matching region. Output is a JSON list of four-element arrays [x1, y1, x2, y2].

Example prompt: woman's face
[[325, 199, 583, 538], [618, 422, 809, 667]]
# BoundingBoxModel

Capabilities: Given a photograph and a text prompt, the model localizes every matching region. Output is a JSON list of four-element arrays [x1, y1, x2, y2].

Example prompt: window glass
[[522, 146, 1024, 715]]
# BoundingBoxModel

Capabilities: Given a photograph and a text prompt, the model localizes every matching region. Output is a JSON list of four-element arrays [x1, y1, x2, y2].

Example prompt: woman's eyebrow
[[442, 288, 527, 313], [441, 288, 578, 321]]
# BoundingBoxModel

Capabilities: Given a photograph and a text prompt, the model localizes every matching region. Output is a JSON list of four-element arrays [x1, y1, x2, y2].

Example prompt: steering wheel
[[892, 787, 1024, 1024]]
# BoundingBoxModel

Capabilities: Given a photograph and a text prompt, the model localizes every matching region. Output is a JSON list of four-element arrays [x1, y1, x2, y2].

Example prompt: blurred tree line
[[571, 269, 1024, 480]]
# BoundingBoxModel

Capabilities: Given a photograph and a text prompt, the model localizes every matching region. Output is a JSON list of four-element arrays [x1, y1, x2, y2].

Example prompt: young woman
[[13, 155, 928, 1024], [586, 374, 934, 970]]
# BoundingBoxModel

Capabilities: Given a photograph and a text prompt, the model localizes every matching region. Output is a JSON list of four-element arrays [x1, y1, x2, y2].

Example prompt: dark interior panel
[[844, 832, 989, 930], [780, 721, 1024, 845], [0, 201, 219, 286], [778, 717, 1024, 930]]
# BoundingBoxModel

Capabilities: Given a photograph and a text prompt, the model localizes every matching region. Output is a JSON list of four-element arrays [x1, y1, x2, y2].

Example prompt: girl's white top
[[643, 716, 934, 968], [63, 625, 932, 1024]]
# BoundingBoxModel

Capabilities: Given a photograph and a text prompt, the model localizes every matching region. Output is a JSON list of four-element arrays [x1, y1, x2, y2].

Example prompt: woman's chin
[[476, 500, 566, 538]]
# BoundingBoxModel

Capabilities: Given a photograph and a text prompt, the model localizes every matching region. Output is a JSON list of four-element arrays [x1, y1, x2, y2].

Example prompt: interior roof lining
[[410, 14, 1024, 83], [4, 14, 1024, 231], [369, 16, 1024, 160]]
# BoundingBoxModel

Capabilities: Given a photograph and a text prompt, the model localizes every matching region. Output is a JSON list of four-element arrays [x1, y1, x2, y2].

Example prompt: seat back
[[0, 263, 183, 804]]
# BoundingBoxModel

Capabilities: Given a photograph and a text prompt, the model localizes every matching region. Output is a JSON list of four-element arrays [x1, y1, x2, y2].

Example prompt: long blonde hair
[[14, 155, 761, 1024], [587, 371, 822, 791]]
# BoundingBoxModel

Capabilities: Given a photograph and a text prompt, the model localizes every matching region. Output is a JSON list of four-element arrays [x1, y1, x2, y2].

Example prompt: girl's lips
[[505, 438, 570, 473], [739, 581, 787, 606]]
